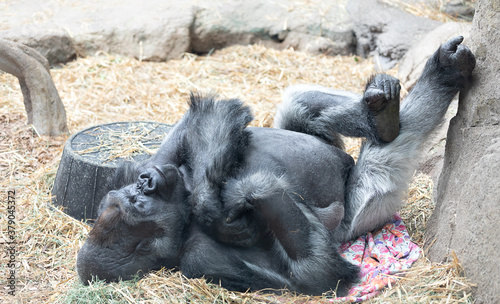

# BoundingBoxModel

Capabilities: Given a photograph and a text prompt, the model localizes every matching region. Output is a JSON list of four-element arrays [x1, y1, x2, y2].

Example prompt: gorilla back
[[77, 37, 475, 297]]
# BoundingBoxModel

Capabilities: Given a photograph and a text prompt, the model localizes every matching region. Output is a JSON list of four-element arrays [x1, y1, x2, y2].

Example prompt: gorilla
[[76, 37, 475, 296]]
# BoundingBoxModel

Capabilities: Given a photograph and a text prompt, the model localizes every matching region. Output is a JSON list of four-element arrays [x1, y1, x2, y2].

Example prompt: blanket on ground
[[335, 213, 421, 302]]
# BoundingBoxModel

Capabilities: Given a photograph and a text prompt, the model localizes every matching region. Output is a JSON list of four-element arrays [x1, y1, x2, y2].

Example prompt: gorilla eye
[[135, 240, 153, 255]]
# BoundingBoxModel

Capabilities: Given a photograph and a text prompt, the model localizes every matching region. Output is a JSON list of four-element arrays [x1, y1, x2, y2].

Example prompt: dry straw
[[1, 40, 474, 303], [381, 0, 471, 22]]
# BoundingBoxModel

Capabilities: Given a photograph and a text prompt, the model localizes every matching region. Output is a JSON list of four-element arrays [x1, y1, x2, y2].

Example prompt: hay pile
[[0, 43, 474, 303]]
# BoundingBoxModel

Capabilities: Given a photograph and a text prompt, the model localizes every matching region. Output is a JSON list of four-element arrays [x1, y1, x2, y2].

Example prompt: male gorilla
[[77, 37, 475, 296]]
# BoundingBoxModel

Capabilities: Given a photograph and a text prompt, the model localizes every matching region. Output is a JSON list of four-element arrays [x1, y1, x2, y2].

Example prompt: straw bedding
[[0, 43, 474, 303]]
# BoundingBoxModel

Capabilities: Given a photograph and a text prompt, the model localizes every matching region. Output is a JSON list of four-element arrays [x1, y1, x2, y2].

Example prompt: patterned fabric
[[257, 214, 420, 303], [334, 213, 421, 302]]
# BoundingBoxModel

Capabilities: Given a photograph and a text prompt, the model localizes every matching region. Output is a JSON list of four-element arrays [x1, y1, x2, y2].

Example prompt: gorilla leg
[[275, 37, 474, 242], [275, 75, 400, 149], [335, 37, 475, 242]]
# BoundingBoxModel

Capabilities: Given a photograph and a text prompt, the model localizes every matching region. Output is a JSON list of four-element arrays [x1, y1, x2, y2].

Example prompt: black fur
[[182, 94, 253, 230]]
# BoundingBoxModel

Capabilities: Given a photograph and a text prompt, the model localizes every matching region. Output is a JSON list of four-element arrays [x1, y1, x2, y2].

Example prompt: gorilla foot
[[363, 74, 401, 143], [437, 36, 476, 87]]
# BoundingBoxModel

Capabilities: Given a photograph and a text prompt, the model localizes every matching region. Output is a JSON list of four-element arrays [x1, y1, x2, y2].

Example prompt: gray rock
[[0, 25, 76, 66], [347, 0, 442, 70], [191, 0, 355, 56], [417, 99, 457, 184], [0, 0, 450, 65], [1, 0, 194, 62], [426, 0, 500, 303], [399, 22, 472, 90], [442, 0, 475, 21], [0, 0, 356, 63]]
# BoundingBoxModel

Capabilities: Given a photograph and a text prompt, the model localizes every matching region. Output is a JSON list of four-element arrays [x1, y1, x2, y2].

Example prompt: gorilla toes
[[438, 36, 476, 81], [440, 36, 464, 56], [364, 76, 400, 111], [363, 74, 401, 143], [455, 45, 476, 79]]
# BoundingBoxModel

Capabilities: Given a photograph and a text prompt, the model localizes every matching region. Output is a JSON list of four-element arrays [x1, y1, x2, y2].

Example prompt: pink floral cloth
[[333, 213, 421, 302], [258, 213, 420, 303]]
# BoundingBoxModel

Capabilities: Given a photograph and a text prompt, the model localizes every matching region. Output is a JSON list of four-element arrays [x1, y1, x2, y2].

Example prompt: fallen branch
[[0, 39, 68, 135]]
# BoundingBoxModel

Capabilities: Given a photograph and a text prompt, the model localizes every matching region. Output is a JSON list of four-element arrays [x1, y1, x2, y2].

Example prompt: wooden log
[[0, 39, 68, 135], [52, 121, 171, 221]]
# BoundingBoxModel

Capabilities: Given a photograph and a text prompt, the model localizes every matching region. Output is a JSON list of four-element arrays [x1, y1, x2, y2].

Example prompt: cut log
[[52, 121, 172, 222]]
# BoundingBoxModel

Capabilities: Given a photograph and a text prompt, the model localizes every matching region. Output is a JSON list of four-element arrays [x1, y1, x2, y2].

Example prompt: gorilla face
[[77, 164, 190, 284]]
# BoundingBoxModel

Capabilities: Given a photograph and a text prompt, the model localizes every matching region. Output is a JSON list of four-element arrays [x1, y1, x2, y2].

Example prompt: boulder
[[417, 99, 457, 184], [190, 0, 355, 56], [0, 0, 194, 62], [0, 0, 356, 63], [425, 0, 500, 303], [0, 0, 451, 65], [399, 22, 471, 90], [347, 0, 442, 70], [0, 25, 76, 66]]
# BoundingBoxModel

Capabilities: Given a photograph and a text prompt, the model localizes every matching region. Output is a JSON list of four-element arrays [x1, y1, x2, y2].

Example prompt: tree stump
[[52, 121, 172, 222], [0, 39, 68, 136]]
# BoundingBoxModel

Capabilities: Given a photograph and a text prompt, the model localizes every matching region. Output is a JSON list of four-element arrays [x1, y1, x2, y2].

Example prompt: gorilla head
[[76, 164, 190, 284]]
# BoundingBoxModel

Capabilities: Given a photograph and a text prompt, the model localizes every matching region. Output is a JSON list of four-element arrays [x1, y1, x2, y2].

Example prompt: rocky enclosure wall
[[0, 0, 443, 68], [425, 0, 500, 303]]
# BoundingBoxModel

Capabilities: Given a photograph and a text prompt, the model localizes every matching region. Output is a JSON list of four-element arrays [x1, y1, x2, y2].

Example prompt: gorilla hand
[[214, 199, 261, 248]]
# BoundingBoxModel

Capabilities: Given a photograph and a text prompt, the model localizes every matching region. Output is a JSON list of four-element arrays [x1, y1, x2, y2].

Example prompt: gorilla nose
[[138, 172, 157, 195]]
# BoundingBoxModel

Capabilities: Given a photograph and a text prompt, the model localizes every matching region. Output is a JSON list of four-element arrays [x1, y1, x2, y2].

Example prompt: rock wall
[[425, 0, 500, 303], [347, 0, 441, 70], [0, 0, 441, 65]]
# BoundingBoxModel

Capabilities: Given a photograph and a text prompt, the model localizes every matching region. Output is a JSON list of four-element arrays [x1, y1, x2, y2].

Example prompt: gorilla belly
[[243, 127, 354, 209]]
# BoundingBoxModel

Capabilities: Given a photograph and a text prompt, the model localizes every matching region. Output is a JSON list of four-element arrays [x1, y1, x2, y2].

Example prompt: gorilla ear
[[90, 203, 123, 245]]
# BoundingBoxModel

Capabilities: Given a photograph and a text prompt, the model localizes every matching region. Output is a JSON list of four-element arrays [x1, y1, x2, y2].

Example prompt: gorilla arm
[[180, 95, 253, 231], [219, 171, 359, 296]]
